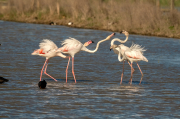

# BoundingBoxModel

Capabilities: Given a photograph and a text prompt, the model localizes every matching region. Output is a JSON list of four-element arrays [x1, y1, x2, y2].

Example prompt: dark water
[[0, 21, 180, 118]]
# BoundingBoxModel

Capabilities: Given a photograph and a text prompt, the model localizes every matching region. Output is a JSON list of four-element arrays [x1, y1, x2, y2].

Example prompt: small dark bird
[[49, 22, 56, 25], [38, 80, 47, 89], [0, 77, 9, 84]]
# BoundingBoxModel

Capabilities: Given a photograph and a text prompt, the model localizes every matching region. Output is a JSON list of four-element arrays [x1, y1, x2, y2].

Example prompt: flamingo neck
[[81, 38, 109, 53], [118, 51, 125, 62], [111, 35, 128, 46]]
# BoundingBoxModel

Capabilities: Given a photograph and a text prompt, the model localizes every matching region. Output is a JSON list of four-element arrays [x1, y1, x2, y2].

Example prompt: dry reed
[[0, 0, 180, 38]]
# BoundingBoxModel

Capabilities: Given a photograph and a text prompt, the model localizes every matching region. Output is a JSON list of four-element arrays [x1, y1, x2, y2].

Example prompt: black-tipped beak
[[120, 31, 122, 34], [113, 33, 116, 35], [92, 41, 94, 43], [110, 49, 112, 51]]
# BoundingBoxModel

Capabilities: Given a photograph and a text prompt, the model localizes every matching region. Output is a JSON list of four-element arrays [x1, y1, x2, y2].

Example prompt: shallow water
[[0, 21, 180, 118]]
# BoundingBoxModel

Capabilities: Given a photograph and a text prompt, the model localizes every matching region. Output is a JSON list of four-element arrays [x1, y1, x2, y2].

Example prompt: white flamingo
[[32, 39, 93, 82], [57, 33, 115, 83], [118, 43, 148, 84], [32, 39, 69, 82], [110, 30, 132, 84], [110, 30, 148, 84]]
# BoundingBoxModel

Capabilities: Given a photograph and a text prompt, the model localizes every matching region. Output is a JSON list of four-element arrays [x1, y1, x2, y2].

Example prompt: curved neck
[[82, 37, 111, 53], [118, 52, 125, 62], [111, 35, 128, 46]]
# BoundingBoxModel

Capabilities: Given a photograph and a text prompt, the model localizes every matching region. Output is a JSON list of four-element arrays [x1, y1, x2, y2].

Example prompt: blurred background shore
[[0, 0, 180, 38]]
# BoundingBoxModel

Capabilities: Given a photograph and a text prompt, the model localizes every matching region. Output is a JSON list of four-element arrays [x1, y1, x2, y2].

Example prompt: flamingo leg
[[129, 63, 134, 85], [120, 61, 125, 84], [136, 62, 144, 85], [40, 59, 48, 81], [128, 61, 134, 72], [44, 59, 57, 82], [66, 57, 71, 83], [72, 57, 76, 83]]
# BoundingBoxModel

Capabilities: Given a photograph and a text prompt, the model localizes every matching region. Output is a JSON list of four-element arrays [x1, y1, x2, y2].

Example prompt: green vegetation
[[160, 0, 180, 7], [0, 0, 180, 38]]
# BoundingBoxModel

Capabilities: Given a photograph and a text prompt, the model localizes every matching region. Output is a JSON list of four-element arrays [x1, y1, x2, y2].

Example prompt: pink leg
[[66, 57, 71, 83], [44, 59, 57, 81], [72, 57, 76, 83], [129, 63, 134, 85], [128, 61, 134, 72], [136, 62, 144, 85], [120, 61, 125, 84], [40, 59, 48, 81]]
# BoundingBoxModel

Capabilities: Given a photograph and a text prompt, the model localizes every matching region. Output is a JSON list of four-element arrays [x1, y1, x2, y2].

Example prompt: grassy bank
[[0, 0, 180, 38]]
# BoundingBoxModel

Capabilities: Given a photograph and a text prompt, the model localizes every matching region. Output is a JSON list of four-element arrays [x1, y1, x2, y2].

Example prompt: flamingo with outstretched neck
[[57, 33, 115, 83]]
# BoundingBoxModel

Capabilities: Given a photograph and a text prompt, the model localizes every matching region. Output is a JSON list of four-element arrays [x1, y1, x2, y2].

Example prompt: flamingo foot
[[139, 74, 144, 85], [129, 80, 132, 85]]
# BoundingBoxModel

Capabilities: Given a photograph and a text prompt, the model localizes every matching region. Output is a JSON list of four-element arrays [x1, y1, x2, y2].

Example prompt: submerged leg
[[136, 62, 144, 85], [120, 61, 125, 84], [72, 57, 76, 83], [129, 63, 134, 85], [66, 57, 71, 83], [44, 59, 57, 81], [40, 59, 48, 81]]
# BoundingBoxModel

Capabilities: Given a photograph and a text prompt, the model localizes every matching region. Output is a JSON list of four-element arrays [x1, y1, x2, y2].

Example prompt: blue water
[[0, 21, 180, 118]]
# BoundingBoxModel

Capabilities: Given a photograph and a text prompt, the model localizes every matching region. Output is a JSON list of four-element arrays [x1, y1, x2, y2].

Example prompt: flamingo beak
[[110, 46, 113, 51]]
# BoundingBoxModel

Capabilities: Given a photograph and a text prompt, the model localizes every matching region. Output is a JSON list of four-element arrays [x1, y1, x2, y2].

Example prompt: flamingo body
[[32, 39, 68, 81], [110, 31, 148, 85], [57, 33, 115, 83]]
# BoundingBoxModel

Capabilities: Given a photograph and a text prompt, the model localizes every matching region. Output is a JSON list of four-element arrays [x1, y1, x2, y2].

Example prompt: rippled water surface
[[0, 21, 180, 118]]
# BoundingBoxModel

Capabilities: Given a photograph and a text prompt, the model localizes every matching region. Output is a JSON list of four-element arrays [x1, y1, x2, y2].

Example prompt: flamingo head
[[106, 33, 116, 40], [120, 30, 129, 36], [83, 40, 94, 47], [110, 44, 118, 51]]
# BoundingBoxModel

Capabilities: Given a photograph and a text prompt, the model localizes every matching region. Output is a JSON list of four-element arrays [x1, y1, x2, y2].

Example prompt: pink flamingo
[[116, 43, 148, 85], [110, 31, 148, 84], [32, 39, 93, 82], [110, 30, 134, 84], [57, 33, 115, 83], [31, 39, 69, 81]]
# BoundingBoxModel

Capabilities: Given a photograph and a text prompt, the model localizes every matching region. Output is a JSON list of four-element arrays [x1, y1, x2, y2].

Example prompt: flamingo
[[110, 30, 133, 84], [57, 33, 115, 83], [118, 43, 148, 84], [110, 33, 148, 85], [32, 39, 93, 82], [31, 39, 69, 82]]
